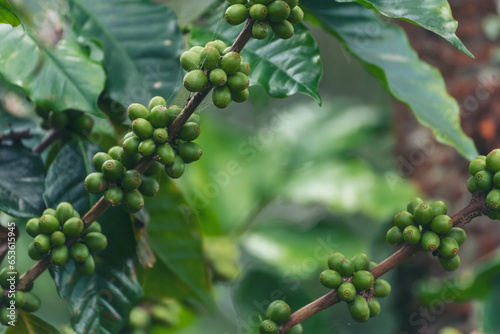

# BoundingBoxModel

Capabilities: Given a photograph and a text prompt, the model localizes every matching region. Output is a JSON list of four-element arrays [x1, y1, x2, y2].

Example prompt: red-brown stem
[[32, 129, 61, 154]]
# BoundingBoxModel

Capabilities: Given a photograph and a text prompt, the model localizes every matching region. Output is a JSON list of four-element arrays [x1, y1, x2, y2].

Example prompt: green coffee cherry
[[438, 255, 460, 271], [268, 1, 291, 22], [200, 46, 220, 71], [192, 45, 206, 55], [327, 252, 345, 271], [239, 61, 251, 75], [206, 40, 228, 55], [152, 128, 168, 144], [348, 295, 370, 323], [144, 161, 163, 177], [493, 171, 500, 189], [138, 139, 156, 157], [430, 201, 447, 216], [284, 0, 299, 9], [157, 143, 176, 165], [132, 118, 154, 139], [271, 20, 294, 39], [85, 172, 108, 194], [486, 149, 500, 172], [403, 225, 421, 244], [128, 103, 150, 121], [287, 6, 304, 24], [386, 226, 404, 245], [352, 270, 374, 290], [368, 261, 378, 270], [108, 146, 123, 160], [139, 177, 160, 197], [319, 269, 342, 289], [70, 243, 89, 263], [374, 279, 391, 298], [148, 96, 167, 111], [63, 217, 84, 237], [83, 221, 102, 236], [338, 258, 355, 277], [474, 170, 493, 191], [0, 267, 17, 289], [55, 202, 74, 225], [184, 69, 209, 92], [101, 159, 124, 180], [178, 122, 201, 141], [227, 72, 249, 92], [15, 291, 26, 309], [123, 131, 135, 141], [149, 105, 169, 128], [73, 209, 80, 219], [119, 151, 140, 170], [487, 189, 500, 209], [76, 254, 95, 276], [51, 245, 69, 266], [266, 300, 290, 324], [286, 324, 303, 334], [51, 231, 66, 247], [338, 282, 357, 302], [122, 170, 142, 191], [26, 218, 41, 237], [225, 4, 248, 25], [352, 253, 369, 271], [469, 158, 487, 175], [178, 142, 203, 163], [368, 299, 381, 318], [420, 231, 440, 252], [39, 214, 60, 234], [220, 52, 242, 75], [447, 227, 466, 246], [43, 208, 56, 216], [70, 115, 94, 135], [414, 203, 434, 226], [407, 197, 424, 214], [438, 237, 459, 258], [488, 210, 499, 220], [123, 136, 141, 155], [394, 211, 415, 230], [49, 111, 68, 129], [28, 242, 47, 260], [21, 292, 41, 312], [430, 215, 453, 235], [123, 190, 145, 213], [34, 234, 51, 252], [84, 232, 108, 252], [105, 186, 124, 206], [249, 4, 268, 20], [165, 155, 185, 179], [232, 88, 250, 103], [259, 320, 278, 334], [209, 68, 228, 87], [180, 51, 201, 71], [466, 176, 477, 192], [0, 307, 12, 326], [213, 86, 232, 109]]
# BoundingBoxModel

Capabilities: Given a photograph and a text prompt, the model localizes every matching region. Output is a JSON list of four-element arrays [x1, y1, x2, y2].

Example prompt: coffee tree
[[0, 0, 496, 333]]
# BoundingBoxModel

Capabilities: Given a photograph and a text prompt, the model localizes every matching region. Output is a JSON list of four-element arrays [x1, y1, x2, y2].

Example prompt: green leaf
[[482, 280, 500, 333], [0, 1, 20, 27], [303, 1, 478, 160], [144, 179, 212, 306], [335, 0, 473, 57], [189, 23, 322, 105], [6, 310, 60, 334], [50, 260, 142, 334], [69, 0, 182, 107], [0, 142, 45, 217], [0, 25, 105, 116]]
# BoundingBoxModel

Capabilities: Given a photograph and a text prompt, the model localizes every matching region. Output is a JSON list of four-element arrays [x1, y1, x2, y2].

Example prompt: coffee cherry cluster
[[319, 253, 390, 323], [0, 267, 40, 325], [25, 202, 107, 275], [466, 150, 500, 219], [181, 41, 251, 108], [259, 300, 303, 334], [386, 198, 466, 271], [36, 107, 94, 135], [225, 0, 304, 40]]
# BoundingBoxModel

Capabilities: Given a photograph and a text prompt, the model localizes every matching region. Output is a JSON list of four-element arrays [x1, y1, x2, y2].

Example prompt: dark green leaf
[[0, 1, 20, 27], [336, 0, 473, 57], [6, 310, 59, 334], [69, 0, 183, 107], [0, 142, 45, 217], [190, 23, 322, 105], [50, 259, 142, 334], [0, 25, 105, 116], [482, 280, 500, 333], [303, 1, 478, 160], [144, 179, 212, 306]]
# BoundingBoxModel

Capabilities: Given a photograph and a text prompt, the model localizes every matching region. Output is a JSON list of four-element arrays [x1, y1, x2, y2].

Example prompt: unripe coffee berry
[[447, 227, 466, 246], [206, 40, 228, 55], [287, 6, 304, 24], [259, 320, 278, 334], [132, 118, 154, 139], [200, 46, 220, 71], [157, 143, 176, 166], [407, 197, 424, 215], [122, 170, 142, 191], [85, 172, 108, 194], [165, 155, 185, 179], [139, 177, 160, 197], [368, 261, 377, 270], [386, 226, 404, 245], [221, 52, 242, 75], [101, 159, 124, 180], [153, 128, 168, 144], [403, 225, 421, 244], [486, 149, 500, 172], [438, 237, 459, 258], [76, 254, 95, 276], [34, 234, 51, 252], [39, 214, 60, 234], [265, 300, 290, 324], [368, 299, 381, 318], [352, 270, 374, 291], [327, 252, 345, 271], [430, 201, 448, 216], [319, 269, 342, 288], [213, 86, 232, 109], [21, 292, 41, 312], [352, 253, 369, 271], [105, 186, 124, 206], [438, 255, 460, 271], [123, 190, 145, 213], [338, 282, 356, 302], [43, 208, 56, 216], [249, 4, 268, 20], [287, 324, 303, 334], [268, 1, 291, 22], [83, 221, 101, 236], [239, 61, 251, 75], [232, 88, 250, 103], [138, 139, 156, 157], [51, 245, 69, 266], [51, 231, 66, 247], [55, 202, 74, 224], [227, 72, 249, 92], [348, 295, 370, 323], [149, 105, 169, 128], [63, 217, 84, 237], [180, 51, 201, 71], [108, 146, 123, 160], [430, 215, 453, 235], [15, 291, 26, 309], [271, 20, 294, 39], [49, 111, 68, 129], [487, 189, 500, 209], [0, 267, 17, 288], [128, 103, 149, 121], [469, 158, 487, 175], [119, 151, 139, 170], [123, 135, 141, 155], [148, 96, 167, 111], [394, 211, 415, 230], [374, 279, 391, 298], [70, 243, 89, 263], [420, 231, 440, 252], [84, 232, 108, 252], [178, 142, 203, 163], [209, 68, 228, 87], [284, 0, 299, 9], [183, 69, 209, 92], [28, 242, 47, 260], [225, 4, 248, 25], [26, 218, 41, 237], [178, 122, 201, 141], [466, 176, 477, 193], [70, 115, 94, 135], [338, 258, 355, 277], [474, 170, 493, 191]]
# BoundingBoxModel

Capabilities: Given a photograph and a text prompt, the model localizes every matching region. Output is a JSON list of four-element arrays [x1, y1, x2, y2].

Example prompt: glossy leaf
[[190, 23, 322, 105], [0, 25, 105, 116], [69, 0, 183, 107], [336, 0, 473, 57], [0, 0, 20, 27], [303, 1, 478, 160], [0, 142, 45, 217], [6, 310, 60, 334]]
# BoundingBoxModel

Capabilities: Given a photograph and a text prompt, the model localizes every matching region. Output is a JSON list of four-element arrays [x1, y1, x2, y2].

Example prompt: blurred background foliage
[[0, 0, 499, 333]]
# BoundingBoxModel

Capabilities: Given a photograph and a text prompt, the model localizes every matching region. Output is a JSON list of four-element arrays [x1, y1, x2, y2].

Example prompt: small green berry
[[438, 255, 460, 271], [70, 115, 94, 135], [28, 242, 47, 260], [178, 142, 203, 163], [21, 292, 41, 312], [220, 52, 242, 75], [118, 151, 139, 170], [469, 158, 487, 175], [76, 254, 95, 276], [232, 88, 250, 103], [284, 0, 299, 9], [348, 295, 370, 323], [394, 211, 415, 230], [239, 61, 251, 75], [338, 258, 355, 277], [157, 143, 176, 166], [139, 176, 160, 197], [259, 320, 278, 334], [414, 203, 434, 226], [132, 118, 154, 139], [352, 270, 374, 290], [50, 231, 66, 247], [430, 215, 453, 235], [153, 128, 168, 144], [128, 103, 149, 121], [486, 149, 500, 172], [227, 72, 249, 92], [121, 170, 142, 191], [51, 245, 69, 266], [430, 201, 448, 216], [190, 46, 204, 54], [34, 234, 51, 252], [42, 208, 56, 216], [368, 299, 381, 318], [178, 122, 201, 141], [206, 40, 228, 55], [84, 232, 108, 252], [447, 227, 466, 246], [368, 261, 378, 270], [26, 218, 41, 237], [209, 68, 228, 87], [101, 159, 124, 180], [200, 45, 220, 71], [338, 282, 357, 302], [287, 6, 304, 24], [144, 161, 164, 177], [123, 135, 142, 155], [351, 253, 369, 271], [249, 4, 268, 20], [149, 105, 169, 128], [55, 202, 74, 225], [265, 300, 291, 325], [386, 226, 404, 245], [0, 267, 18, 289], [271, 20, 294, 39], [474, 170, 493, 191], [180, 51, 201, 71], [83, 222, 101, 236], [487, 188, 500, 209], [212, 86, 232, 109], [403, 225, 421, 244], [70, 243, 89, 263], [92, 152, 112, 172], [420, 231, 440, 252], [183, 69, 208, 92], [138, 139, 156, 157], [286, 324, 303, 334], [165, 155, 185, 179], [147, 96, 167, 111], [14, 291, 26, 308], [268, 1, 291, 22], [407, 197, 424, 214], [319, 269, 342, 289], [374, 279, 391, 298], [105, 186, 124, 206], [467, 176, 477, 193], [49, 111, 68, 129], [38, 214, 60, 234], [438, 237, 459, 258], [123, 190, 145, 213], [225, 4, 248, 25], [327, 252, 345, 271], [63, 217, 84, 237], [108, 146, 123, 160]]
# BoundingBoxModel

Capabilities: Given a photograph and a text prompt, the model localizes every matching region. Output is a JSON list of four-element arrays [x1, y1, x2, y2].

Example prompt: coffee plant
[[0, 0, 498, 333]]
